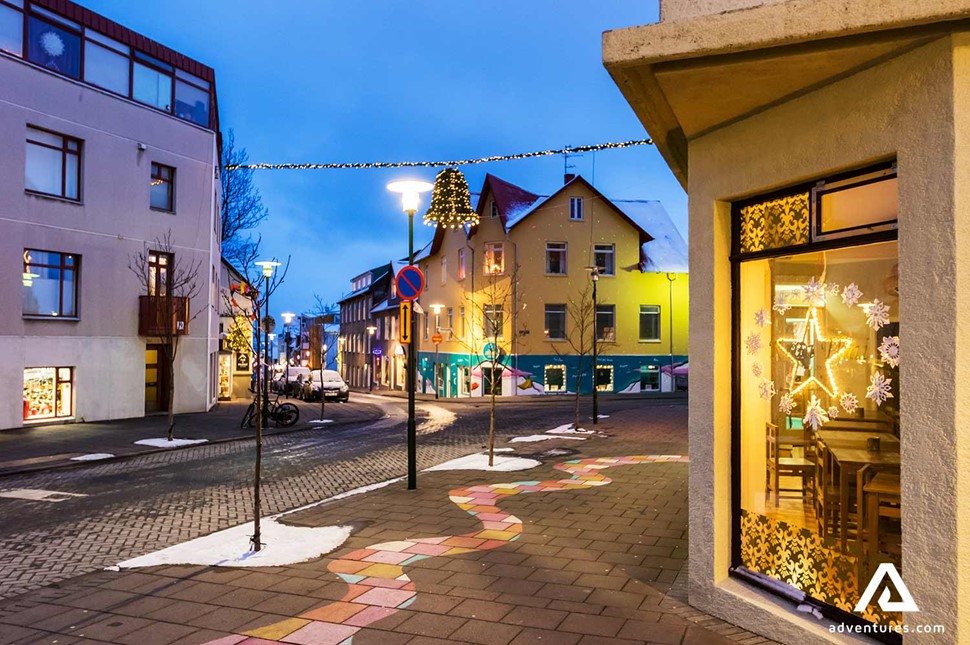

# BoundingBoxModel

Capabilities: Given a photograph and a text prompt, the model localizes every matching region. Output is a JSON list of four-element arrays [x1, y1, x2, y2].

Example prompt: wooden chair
[[814, 438, 842, 536], [766, 422, 815, 506], [859, 467, 901, 576]]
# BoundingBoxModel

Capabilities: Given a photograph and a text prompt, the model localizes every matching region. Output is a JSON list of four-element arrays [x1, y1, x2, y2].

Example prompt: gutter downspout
[[206, 134, 219, 410]]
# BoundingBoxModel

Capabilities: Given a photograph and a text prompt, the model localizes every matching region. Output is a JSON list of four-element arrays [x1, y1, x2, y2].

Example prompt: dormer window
[[569, 197, 584, 220]]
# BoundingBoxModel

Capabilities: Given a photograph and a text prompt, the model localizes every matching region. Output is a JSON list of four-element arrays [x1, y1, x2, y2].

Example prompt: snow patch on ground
[[273, 477, 406, 518], [508, 434, 587, 443], [115, 518, 352, 569], [70, 453, 114, 461], [308, 419, 334, 424], [424, 453, 541, 472], [546, 424, 595, 435], [417, 403, 457, 436], [492, 448, 515, 453], [133, 438, 208, 448]]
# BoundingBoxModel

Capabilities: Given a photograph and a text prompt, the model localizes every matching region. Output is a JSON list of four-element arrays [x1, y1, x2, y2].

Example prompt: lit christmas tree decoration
[[423, 167, 479, 229]]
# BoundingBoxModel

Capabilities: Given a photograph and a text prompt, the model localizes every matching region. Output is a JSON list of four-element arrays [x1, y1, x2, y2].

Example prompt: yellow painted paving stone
[[442, 547, 477, 555], [474, 529, 519, 541], [356, 563, 405, 579], [243, 617, 310, 640]]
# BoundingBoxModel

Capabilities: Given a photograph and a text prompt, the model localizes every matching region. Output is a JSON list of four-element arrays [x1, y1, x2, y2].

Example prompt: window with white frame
[[545, 242, 567, 275], [458, 248, 467, 280], [569, 197, 584, 220], [484, 304, 503, 339], [484, 242, 504, 275], [446, 307, 454, 339], [544, 304, 566, 340], [594, 244, 615, 276], [639, 305, 661, 342], [596, 304, 615, 341]]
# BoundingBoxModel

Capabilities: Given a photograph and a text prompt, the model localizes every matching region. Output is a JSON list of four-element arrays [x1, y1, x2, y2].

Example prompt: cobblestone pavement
[[0, 400, 776, 645], [0, 395, 646, 602]]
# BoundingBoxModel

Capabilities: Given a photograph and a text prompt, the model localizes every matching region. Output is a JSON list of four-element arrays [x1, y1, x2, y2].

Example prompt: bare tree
[[128, 231, 205, 441], [552, 284, 596, 430], [223, 255, 290, 552], [221, 129, 269, 267]]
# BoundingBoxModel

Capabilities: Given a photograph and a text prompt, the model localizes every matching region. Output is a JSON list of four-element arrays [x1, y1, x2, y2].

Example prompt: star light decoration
[[775, 307, 854, 398], [422, 167, 480, 229]]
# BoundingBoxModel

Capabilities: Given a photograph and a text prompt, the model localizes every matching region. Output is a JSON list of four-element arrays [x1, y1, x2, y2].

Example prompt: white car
[[301, 370, 350, 403], [273, 366, 311, 395]]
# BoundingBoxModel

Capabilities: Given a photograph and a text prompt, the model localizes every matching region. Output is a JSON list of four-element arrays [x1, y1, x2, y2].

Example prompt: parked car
[[272, 366, 311, 396], [300, 369, 350, 403]]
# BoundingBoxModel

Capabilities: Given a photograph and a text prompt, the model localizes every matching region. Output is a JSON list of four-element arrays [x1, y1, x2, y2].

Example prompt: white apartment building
[[0, 0, 221, 429]]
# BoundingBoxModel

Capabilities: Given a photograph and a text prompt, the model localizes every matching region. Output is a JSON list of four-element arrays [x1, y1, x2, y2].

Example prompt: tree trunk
[[166, 344, 175, 441], [573, 361, 582, 430], [488, 366, 497, 467]]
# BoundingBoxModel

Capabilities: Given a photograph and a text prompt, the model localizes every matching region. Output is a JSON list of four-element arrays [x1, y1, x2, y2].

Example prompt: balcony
[[139, 296, 190, 337]]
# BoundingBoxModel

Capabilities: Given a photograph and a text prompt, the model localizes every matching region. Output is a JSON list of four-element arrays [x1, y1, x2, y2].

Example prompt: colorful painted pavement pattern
[[203, 455, 689, 645]]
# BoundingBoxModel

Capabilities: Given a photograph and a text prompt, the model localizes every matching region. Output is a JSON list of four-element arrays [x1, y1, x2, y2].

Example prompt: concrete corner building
[[1, 0, 220, 429], [605, 0, 970, 642]]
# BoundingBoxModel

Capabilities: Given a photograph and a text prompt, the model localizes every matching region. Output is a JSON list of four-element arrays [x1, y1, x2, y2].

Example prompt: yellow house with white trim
[[412, 173, 688, 397]]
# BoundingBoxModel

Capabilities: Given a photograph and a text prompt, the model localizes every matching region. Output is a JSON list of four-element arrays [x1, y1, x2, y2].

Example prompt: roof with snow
[[615, 200, 689, 273]]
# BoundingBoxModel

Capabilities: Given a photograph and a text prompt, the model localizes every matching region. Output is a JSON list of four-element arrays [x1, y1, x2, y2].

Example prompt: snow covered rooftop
[[616, 200, 689, 273]]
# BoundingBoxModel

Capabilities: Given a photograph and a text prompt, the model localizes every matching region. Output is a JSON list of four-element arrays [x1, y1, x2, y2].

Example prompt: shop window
[[484, 304, 503, 339], [27, 15, 80, 78], [0, 2, 23, 56], [569, 197, 583, 220], [484, 242, 504, 275], [595, 305, 615, 341], [595, 364, 613, 392], [544, 365, 565, 392], [83, 32, 129, 95], [484, 365, 503, 395], [546, 242, 567, 275], [734, 163, 900, 629], [23, 367, 73, 421], [25, 126, 81, 200], [639, 305, 660, 341], [150, 163, 175, 211], [544, 304, 566, 340], [593, 244, 615, 275], [640, 365, 660, 392], [23, 249, 78, 317]]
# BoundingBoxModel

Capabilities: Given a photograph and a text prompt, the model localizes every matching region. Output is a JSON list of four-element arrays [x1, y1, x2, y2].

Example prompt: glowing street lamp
[[387, 179, 433, 491], [366, 325, 377, 392]]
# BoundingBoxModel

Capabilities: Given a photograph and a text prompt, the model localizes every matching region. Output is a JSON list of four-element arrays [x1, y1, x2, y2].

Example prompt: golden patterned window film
[[740, 510, 900, 628], [739, 193, 810, 253]]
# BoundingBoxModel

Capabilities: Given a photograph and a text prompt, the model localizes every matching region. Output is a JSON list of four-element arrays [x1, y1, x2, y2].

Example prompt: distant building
[[218, 259, 254, 401], [337, 264, 392, 388], [1, 0, 220, 428], [298, 313, 339, 371]]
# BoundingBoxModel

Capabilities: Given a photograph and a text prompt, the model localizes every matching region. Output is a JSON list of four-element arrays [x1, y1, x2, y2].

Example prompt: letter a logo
[[855, 563, 919, 613]]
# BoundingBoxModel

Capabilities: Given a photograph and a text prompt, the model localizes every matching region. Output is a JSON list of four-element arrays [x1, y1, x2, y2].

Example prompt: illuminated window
[[23, 367, 74, 421], [23, 249, 78, 318], [484, 242, 504, 275], [544, 365, 566, 392], [640, 365, 660, 392], [484, 304, 503, 339], [150, 163, 175, 211], [458, 248, 467, 280], [148, 251, 173, 296], [595, 364, 613, 392]]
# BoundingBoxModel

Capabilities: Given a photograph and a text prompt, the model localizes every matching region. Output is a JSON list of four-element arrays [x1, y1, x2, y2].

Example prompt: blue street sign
[[372, 347, 383, 356], [395, 266, 425, 301]]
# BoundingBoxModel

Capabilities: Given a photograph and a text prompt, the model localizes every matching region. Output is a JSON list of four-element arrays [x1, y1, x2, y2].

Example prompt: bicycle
[[241, 394, 300, 429]]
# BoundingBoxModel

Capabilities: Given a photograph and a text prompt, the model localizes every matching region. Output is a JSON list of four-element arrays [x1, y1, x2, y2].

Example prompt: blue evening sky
[[83, 1, 681, 315]]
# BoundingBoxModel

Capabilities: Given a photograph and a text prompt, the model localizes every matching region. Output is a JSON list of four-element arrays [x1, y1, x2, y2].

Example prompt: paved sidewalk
[[0, 404, 773, 645], [0, 398, 384, 477]]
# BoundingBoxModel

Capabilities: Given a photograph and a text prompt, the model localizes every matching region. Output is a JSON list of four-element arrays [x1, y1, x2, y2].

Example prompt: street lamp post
[[251, 259, 280, 553], [430, 304, 443, 400], [387, 179, 433, 490], [666, 273, 676, 392], [590, 267, 600, 425], [366, 325, 377, 391], [281, 312, 295, 398]]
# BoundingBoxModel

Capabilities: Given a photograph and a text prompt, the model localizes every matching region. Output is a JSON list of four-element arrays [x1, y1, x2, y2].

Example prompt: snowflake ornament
[[802, 395, 830, 431], [840, 392, 859, 414], [745, 332, 762, 355], [772, 294, 792, 316], [779, 393, 796, 415], [827, 283, 841, 296], [802, 276, 826, 305], [865, 299, 891, 330], [40, 31, 65, 57], [758, 379, 776, 400], [866, 371, 894, 406], [828, 406, 840, 419], [878, 335, 900, 368], [841, 283, 862, 308], [754, 308, 770, 328], [751, 361, 763, 378]]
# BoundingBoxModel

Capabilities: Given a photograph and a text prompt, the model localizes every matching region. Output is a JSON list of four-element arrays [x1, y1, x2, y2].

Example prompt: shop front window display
[[23, 367, 73, 421], [734, 164, 901, 630]]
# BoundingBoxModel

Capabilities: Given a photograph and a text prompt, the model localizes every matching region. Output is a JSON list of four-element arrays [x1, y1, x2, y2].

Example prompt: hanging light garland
[[222, 139, 653, 171], [423, 167, 479, 229]]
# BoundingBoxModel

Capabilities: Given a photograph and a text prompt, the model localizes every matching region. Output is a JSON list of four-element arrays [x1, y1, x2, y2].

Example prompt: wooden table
[[817, 430, 899, 449], [827, 443, 900, 551]]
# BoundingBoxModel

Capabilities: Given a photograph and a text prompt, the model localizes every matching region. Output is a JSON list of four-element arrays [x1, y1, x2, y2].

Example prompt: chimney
[[564, 173, 576, 184]]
